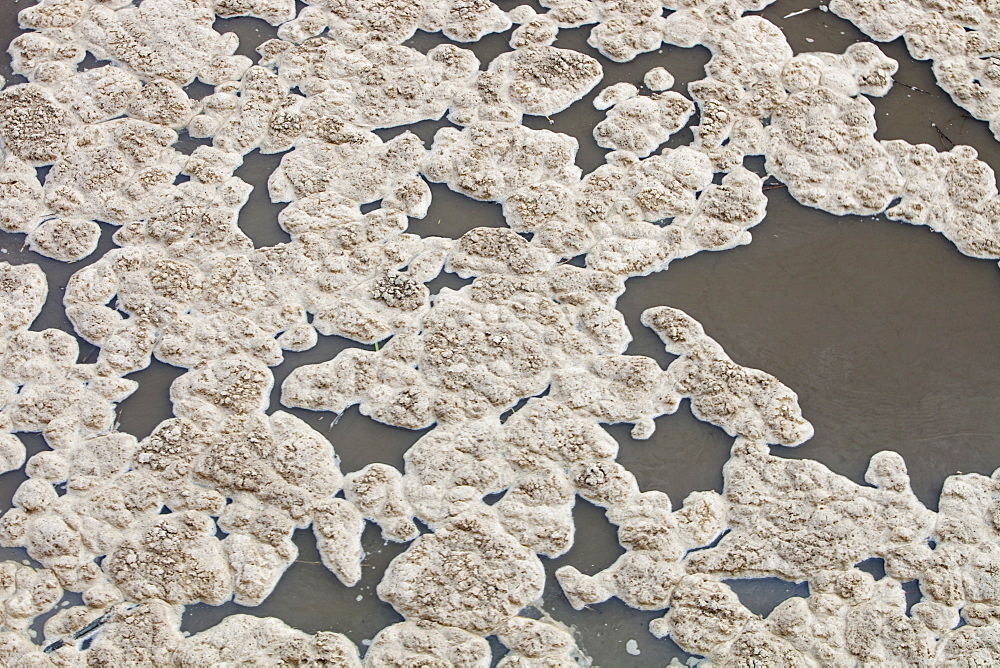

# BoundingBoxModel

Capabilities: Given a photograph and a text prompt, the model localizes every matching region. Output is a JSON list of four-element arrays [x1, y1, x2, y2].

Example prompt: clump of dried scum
[[0, 0, 997, 664]]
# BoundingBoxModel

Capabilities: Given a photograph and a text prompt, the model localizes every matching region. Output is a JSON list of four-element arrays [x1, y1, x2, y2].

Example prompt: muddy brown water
[[1, 0, 999, 664]]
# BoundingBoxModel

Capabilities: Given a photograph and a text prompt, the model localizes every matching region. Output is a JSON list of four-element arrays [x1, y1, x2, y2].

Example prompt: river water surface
[[0, 0, 998, 664]]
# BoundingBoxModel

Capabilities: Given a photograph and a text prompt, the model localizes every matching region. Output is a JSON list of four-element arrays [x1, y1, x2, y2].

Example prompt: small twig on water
[[72, 612, 112, 639], [943, 113, 973, 136], [763, 184, 788, 191], [44, 610, 114, 653], [894, 79, 934, 95], [933, 123, 955, 148], [782, 7, 812, 19]]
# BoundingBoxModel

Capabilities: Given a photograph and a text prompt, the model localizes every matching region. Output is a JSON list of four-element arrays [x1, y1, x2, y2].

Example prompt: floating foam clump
[[294, 0, 510, 49], [176, 614, 360, 665], [212, 0, 296, 25], [269, 130, 429, 214], [782, 42, 899, 98], [582, 154, 767, 276], [377, 508, 546, 635], [766, 85, 905, 216], [73, 0, 250, 86], [363, 620, 489, 667], [424, 122, 582, 202], [556, 490, 727, 610], [0, 83, 197, 261], [282, 265, 638, 429], [883, 141, 1000, 259], [497, 616, 585, 665], [686, 440, 931, 580], [311, 498, 364, 586], [344, 462, 419, 542], [473, 45, 603, 120], [0, 263, 138, 495], [593, 82, 695, 157], [189, 66, 301, 154], [661, 0, 777, 48], [587, 0, 667, 62], [268, 40, 477, 127], [643, 306, 814, 446], [104, 510, 233, 606], [0, 563, 62, 633]]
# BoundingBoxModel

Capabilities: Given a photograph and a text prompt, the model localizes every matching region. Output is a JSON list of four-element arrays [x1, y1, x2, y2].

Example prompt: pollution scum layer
[[0, 0, 997, 665]]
